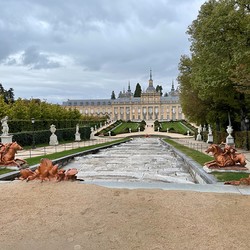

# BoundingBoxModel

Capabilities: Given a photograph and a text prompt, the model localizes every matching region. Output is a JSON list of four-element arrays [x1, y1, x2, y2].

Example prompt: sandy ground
[[1, 181, 250, 250]]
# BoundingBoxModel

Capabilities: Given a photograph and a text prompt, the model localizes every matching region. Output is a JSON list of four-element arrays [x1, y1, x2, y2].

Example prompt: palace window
[[178, 106, 182, 113], [172, 106, 176, 113], [120, 107, 124, 114]]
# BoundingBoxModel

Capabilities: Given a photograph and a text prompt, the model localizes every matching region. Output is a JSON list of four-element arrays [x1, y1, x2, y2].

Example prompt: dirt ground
[[1, 181, 250, 250]]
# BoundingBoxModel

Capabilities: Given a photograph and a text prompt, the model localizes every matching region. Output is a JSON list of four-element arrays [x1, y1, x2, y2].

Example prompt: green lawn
[[0, 168, 14, 175], [112, 121, 140, 134], [213, 172, 249, 182], [163, 138, 213, 165], [160, 121, 188, 134]]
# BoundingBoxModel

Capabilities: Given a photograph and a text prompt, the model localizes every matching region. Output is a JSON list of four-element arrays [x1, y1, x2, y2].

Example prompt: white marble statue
[[1, 116, 9, 136], [75, 124, 81, 141], [207, 124, 213, 143], [90, 127, 95, 140], [196, 124, 202, 141], [76, 124, 79, 134], [49, 124, 59, 145]]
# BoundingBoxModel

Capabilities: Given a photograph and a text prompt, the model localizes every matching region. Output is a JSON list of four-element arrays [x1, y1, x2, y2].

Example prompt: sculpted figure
[[0, 142, 26, 168], [225, 175, 250, 186], [20, 158, 78, 182], [0, 142, 5, 156], [50, 124, 56, 134], [1, 116, 9, 135], [204, 143, 246, 168], [26, 158, 59, 182], [19, 168, 34, 180]]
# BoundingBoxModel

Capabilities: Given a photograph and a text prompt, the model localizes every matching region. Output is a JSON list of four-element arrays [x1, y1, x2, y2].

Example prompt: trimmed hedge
[[8, 119, 104, 133], [12, 126, 91, 147]]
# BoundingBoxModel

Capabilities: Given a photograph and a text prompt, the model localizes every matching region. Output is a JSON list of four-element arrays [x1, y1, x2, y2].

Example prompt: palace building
[[62, 70, 185, 121]]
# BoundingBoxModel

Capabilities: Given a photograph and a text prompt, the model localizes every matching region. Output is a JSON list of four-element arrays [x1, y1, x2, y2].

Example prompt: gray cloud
[[0, 0, 206, 103], [21, 47, 61, 69]]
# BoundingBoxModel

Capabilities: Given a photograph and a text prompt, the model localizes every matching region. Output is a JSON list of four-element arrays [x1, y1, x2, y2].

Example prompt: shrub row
[[8, 119, 104, 133], [12, 126, 91, 147]]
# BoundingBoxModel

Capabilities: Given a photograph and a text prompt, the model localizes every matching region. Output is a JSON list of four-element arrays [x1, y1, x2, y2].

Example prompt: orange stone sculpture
[[0, 142, 27, 168], [225, 175, 250, 186], [204, 143, 246, 168], [19, 158, 78, 182]]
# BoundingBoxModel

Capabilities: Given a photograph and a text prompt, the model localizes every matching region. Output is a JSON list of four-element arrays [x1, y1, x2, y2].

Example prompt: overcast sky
[[0, 0, 206, 104]]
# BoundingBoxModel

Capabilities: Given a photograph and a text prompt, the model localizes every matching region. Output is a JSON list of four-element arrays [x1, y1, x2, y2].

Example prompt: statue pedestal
[[75, 133, 81, 141], [207, 134, 213, 143], [90, 132, 95, 140], [196, 134, 202, 141], [0, 135, 13, 144], [226, 125, 234, 145], [226, 135, 234, 145], [49, 134, 59, 146]]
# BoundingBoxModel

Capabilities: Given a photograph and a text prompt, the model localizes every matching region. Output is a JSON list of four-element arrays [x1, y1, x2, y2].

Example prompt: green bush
[[12, 126, 91, 146], [168, 127, 175, 132], [8, 119, 102, 133]]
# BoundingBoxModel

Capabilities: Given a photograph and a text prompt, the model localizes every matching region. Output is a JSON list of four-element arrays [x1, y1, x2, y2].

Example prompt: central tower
[[146, 68, 156, 93]]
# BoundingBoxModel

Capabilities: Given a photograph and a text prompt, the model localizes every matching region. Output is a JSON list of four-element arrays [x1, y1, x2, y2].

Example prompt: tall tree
[[178, 0, 250, 130], [134, 83, 142, 97], [5, 88, 15, 104], [0, 83, 15, 104], [0, 95, 9, 118], [0, 83, 4, 94], [156, 85, 163, 96], [111, 91, 116, 99]]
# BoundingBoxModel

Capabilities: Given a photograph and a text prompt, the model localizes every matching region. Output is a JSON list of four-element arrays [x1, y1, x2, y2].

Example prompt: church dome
[[146, 86, 156, 93]]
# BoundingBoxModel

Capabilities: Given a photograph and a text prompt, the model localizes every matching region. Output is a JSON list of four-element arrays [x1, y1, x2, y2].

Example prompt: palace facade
[[62, 70, 185, 121]]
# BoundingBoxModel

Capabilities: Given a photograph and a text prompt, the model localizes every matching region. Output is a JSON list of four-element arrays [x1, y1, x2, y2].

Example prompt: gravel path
[[0, 181, 250, 250]]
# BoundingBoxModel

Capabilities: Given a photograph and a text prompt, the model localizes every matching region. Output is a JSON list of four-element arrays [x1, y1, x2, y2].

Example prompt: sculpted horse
[[204, 144, 246, 168], [225, 175, 250, 186], [0, 142, 27, 168], [21, 158, 78, 182]]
